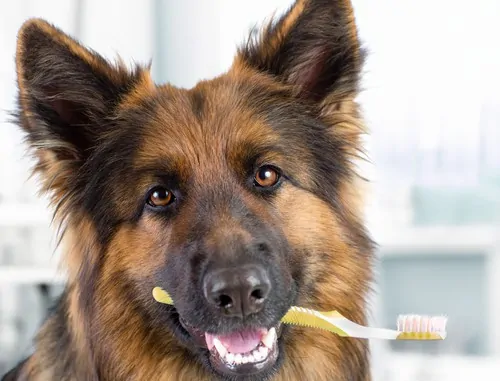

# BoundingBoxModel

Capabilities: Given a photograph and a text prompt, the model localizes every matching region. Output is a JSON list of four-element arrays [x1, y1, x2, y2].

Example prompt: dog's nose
[[203, 264, 271, 318]]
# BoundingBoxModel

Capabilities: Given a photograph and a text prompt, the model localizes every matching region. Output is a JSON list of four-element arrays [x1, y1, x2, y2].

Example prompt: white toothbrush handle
[[324, 316, 400, 340]]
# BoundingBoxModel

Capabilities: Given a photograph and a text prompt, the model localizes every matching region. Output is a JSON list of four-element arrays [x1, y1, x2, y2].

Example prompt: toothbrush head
[[396, 314, 448, 340]]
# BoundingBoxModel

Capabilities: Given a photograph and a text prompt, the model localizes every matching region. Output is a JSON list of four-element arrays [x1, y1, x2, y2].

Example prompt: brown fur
[[4, 1, 374, 380]]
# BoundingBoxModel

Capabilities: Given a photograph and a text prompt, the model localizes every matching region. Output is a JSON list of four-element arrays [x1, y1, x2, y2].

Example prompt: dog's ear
[[237, 0, 363, 105], [15, 18, 149, 171]]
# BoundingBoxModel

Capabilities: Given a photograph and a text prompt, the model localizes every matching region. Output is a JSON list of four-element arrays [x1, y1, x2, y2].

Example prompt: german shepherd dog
[[3, 0, 374, 380]]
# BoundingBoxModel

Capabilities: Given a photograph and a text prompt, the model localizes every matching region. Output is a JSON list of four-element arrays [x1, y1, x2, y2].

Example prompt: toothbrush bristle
[[397, 314, 447, 333]]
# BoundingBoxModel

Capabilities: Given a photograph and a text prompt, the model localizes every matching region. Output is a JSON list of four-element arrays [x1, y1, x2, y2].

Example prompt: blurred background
[[1, 0, 499, 379]]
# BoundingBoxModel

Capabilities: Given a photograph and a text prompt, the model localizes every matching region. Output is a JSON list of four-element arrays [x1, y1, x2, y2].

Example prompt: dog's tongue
[[205, 329, 266, 354]]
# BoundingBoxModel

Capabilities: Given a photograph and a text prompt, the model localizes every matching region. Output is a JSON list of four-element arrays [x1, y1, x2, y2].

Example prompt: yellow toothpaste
[[152, 287, 447, 341]]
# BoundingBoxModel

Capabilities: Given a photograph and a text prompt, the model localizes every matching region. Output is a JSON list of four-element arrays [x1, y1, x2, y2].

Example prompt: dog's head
[[15, 1, 373, 379]]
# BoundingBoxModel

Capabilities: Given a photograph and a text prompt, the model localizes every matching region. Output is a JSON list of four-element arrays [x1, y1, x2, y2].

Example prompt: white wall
[[153, 0, 294, 87]]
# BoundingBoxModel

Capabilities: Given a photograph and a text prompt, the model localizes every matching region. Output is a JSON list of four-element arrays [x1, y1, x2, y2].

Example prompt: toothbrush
[[152, 287, 447, 341]]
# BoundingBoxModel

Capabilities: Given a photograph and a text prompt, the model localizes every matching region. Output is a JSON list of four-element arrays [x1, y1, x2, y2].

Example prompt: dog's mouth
[[179, 317, 283, 377], [205, 326, 280, 376]]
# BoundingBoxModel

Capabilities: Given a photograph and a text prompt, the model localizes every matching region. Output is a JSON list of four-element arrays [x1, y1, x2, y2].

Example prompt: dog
[[3, 0, 374, 380]]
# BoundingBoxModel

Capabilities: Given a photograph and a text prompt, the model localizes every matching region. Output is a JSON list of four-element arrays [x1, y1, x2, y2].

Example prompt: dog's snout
[[203, 264, 271, 318]]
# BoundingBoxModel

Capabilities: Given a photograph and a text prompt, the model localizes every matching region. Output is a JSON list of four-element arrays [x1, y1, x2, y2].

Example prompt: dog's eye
[[254, 166, 280, 188], [147, 187, 175, 208]]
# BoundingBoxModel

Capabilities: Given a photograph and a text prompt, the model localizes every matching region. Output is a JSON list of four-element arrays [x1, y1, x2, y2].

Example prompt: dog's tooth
[[261, 327, 277, 349], [247, 354, 255, 363], [259, 346, 269, 358], [241, 355, 249, 364], [226, 353, 235, 364], [234, 354, 243, 365], [252, 349, 263, 361], [213, 338, 227, 358]]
